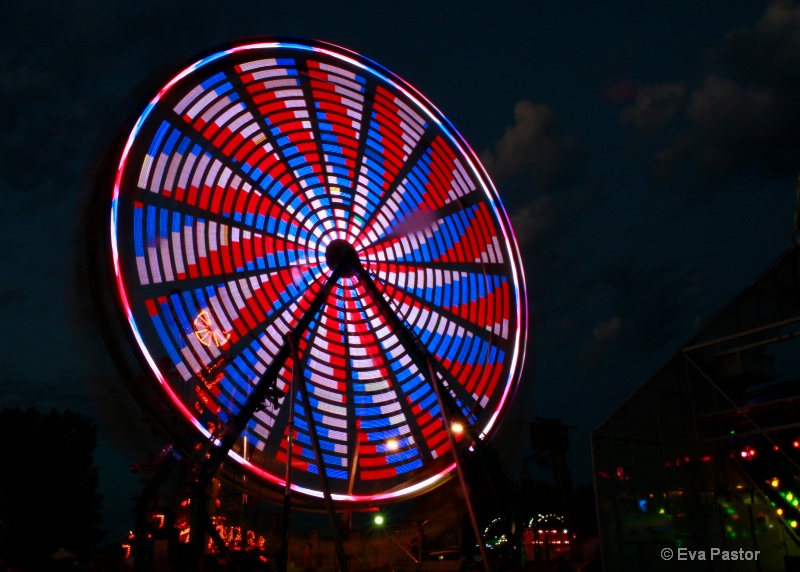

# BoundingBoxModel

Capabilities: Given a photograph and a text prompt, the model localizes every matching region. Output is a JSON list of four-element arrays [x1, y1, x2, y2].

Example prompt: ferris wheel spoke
[[352, 130, 484, 257], [130, 116, 317, 243], [340, 80, 437, 241], [367, 271, 512, 353], [295, 58, 361, 239], [157, 66, 337, 247], [352, 262, 479, 426], [347, 132, 435, 243], [122, 187, 319, 292], [261, 363, 295, 460], [131, 261, 314, 303], [226, 63, 345, 239], [357, 190, 483, 253], [199, 259, 348, 481], [139, 264, 327, 368], [131, 187, 315, 260], [345, 288, 436, 465], [336, 71, 377, 240], [360, 267, 487, 421], [310, 279, 436, 478], [291, 307, 357, 481]]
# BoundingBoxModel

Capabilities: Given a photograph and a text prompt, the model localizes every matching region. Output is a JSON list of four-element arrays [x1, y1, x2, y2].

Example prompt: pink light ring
[[440, 158, 528, 440], [236, 449, 455, 502], [322, 42, 529, 441], [110, 47, 247, 448], [402, 81, 529, 439], [368, 462, 457, 502], [110, 45, 239, 303], [109, 42, 314, 477], [111, 39, 525, 492]]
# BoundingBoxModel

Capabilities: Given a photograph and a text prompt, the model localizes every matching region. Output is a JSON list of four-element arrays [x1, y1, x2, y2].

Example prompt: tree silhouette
[[0, 407, 106, 567]]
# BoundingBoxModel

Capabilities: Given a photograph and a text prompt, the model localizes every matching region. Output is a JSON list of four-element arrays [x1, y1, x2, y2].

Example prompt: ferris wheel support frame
[[187, 259, 349, 566], [287, 332, 349, 572], [183, 252, 491, 572], [279, 338, 297, 572], [355, 263, 490, 572], [104, 40, 527, 571], [195, 260, 349, 488]]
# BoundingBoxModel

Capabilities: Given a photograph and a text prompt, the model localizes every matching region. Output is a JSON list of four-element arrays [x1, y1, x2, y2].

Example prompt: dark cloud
[[715, 0, 800, 91], [620, 82, 687, 133], [622, 0, 800, 186], [482, 100, 591, 247], [482, 101, 593, 311], [482, 100, 588, 199], [580, 261, 703, 370]]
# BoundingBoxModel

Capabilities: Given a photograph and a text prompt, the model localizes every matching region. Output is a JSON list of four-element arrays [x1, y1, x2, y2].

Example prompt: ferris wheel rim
[[109, 37, 528, 505]]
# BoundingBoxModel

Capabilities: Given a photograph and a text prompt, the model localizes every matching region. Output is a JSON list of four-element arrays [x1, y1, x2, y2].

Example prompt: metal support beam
[[132, 446, 180, 572], [280, 334, 297, 572], [682, 315, 800, 353], [189, 264, 345, 569], [683, 352, 800, 474], [352, 264, 472, 431], [353, 263, 489, 572], [427, 357, 490, 572], [202, 503, 239, 570], [289, 334, 349, 572], [197, 263, 348, 486]]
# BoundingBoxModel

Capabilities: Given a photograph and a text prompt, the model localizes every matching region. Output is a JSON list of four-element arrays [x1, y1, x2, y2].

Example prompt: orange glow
[[194, 310, 231, 348], [203, 517, 268, 554], [451, 422, 464, 434], [386, 438, 399, 451], [196, 369, 224, 389]]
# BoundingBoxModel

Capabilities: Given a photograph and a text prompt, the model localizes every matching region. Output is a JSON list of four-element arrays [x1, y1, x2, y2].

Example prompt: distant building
[[593, 245, 800, 571]]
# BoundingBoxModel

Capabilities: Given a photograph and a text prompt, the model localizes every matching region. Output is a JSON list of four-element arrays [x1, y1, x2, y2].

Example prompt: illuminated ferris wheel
[[109, 38, 527, 508]]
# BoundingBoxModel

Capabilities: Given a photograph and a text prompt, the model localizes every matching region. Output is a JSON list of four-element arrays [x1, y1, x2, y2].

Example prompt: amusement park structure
[[593, 240, 800, 570], [96, 38, 528, 570]]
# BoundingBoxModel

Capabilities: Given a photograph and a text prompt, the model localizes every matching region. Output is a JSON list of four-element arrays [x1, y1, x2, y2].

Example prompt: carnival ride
[[102, 38, 527, 569]]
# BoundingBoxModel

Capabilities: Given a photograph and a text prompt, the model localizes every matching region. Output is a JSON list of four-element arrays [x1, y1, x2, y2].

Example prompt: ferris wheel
[[109, 38, 528, 509]]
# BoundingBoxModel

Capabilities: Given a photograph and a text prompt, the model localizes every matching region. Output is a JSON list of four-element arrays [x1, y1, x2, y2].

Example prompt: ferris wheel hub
[[325, 239, 359, 277]]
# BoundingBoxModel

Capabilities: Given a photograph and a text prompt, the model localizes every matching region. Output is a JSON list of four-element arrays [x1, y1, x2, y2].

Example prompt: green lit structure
[[593, 244, 800, 571]]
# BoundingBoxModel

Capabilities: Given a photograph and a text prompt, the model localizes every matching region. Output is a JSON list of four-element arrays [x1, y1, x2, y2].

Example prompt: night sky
[[2, 0, 798, 541]]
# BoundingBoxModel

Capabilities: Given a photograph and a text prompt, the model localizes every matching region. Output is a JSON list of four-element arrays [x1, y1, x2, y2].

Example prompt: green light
[[374, 515, 384, 526], [658, 508, 665, 515]]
